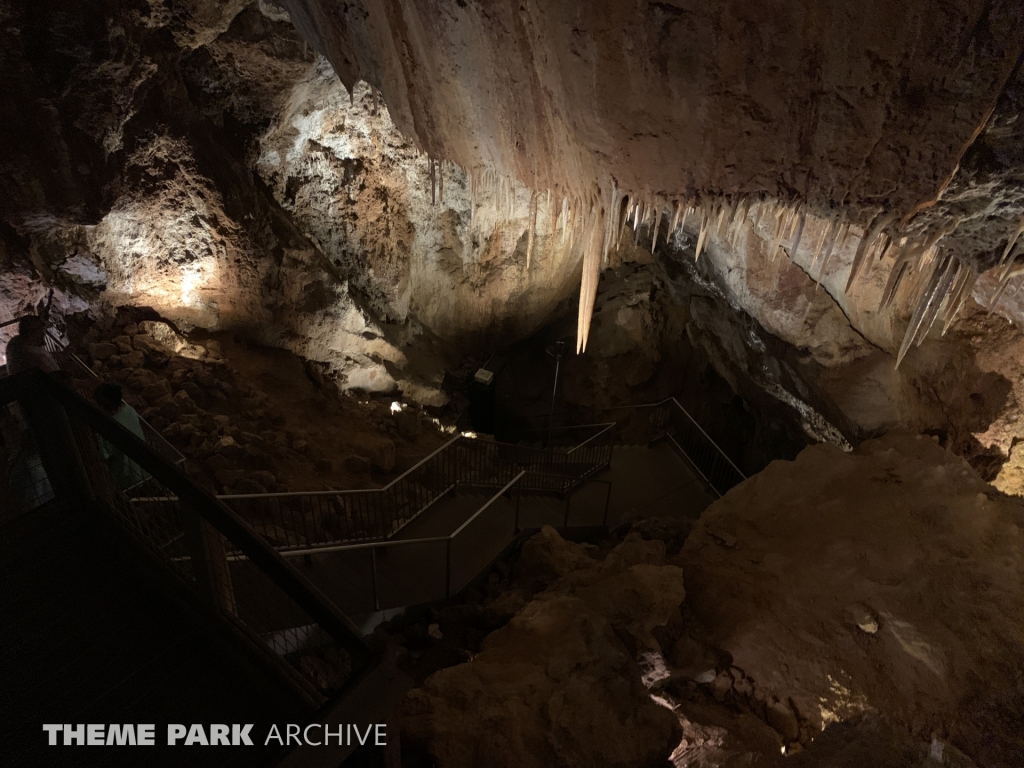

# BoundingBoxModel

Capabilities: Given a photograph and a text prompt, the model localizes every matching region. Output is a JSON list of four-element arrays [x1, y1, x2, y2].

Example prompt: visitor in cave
[[94, 383, 150, 489], [4, 315, 59, 376]]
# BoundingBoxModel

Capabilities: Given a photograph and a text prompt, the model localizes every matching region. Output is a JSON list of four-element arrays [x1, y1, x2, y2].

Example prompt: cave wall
[[0, 0, 593, 401]]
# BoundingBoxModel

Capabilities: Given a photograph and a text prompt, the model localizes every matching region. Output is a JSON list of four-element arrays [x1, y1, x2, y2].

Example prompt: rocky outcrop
[[677, 433, 1024, 766], [256, 61, 586, 347], [400, 527, 685, 768]]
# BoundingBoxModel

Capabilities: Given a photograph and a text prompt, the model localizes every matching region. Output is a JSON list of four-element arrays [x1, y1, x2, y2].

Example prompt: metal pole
[[563, 492, 570, 528], [603, 482, 612, 528], [515, 488, 521, 534], [371, 546, 379, 612]]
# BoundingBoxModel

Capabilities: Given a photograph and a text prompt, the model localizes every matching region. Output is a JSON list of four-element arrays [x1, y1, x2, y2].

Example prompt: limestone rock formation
[[401, 527, 685, 768], [277, 0, 1021, 220], [678, 433, 1024, 766]]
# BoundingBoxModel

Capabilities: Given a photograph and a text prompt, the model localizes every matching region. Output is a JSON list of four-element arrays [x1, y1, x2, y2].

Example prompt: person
[[94, 383, 149, 489], [5, 315, 59, 375]]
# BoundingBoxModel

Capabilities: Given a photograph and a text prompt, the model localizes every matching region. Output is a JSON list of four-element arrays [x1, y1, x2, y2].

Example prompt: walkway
[[294, 439, 714, 627]]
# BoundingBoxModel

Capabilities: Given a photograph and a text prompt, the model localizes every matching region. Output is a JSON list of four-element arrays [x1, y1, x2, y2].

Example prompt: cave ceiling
[[280, 0, 1023, 222]]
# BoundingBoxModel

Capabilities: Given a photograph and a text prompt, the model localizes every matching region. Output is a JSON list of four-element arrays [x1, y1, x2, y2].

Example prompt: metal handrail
[[2, 370, 373, 705], [664, 397, 745, 481], [218, 434, 463, 500], [216, 422, 614, 554], [566, 422, 617, 455], [268, 472, 526, 559]]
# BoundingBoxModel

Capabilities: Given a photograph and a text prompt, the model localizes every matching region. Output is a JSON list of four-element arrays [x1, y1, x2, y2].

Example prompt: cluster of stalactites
[[426, 152, 1024, 364]]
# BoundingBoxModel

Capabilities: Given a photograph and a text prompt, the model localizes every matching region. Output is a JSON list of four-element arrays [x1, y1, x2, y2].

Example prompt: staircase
[[2, 355, 746, 766], [1, 370, 398, 768]]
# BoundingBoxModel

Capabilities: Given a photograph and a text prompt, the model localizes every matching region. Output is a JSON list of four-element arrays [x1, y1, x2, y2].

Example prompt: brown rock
[[215, 469, 246, 486], [122, 350, 146, 368], [400, 535, 685, 768], [232, 478, 267, 495], [342, 454, 371, 474], [172, 389, 196, 414], [158, 401, 181, 420], [140, 380, 173, 404], [88, 342, 118, 360], [215, 436, 245, 462], [366, 437, 395, 472], [766, 698, 800, 743], [126, 368, 159, 390], [513, 525, 597, 590]]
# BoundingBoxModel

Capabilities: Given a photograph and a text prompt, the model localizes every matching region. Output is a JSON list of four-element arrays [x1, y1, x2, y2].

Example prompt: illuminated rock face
[[277, 0, 1021, 218], [680, 433, 1024, 764], [255, 61, 586, 346]]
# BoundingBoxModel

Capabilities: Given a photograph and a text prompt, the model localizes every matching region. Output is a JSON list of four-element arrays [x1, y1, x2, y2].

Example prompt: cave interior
[[3, 1, 1024, 766]]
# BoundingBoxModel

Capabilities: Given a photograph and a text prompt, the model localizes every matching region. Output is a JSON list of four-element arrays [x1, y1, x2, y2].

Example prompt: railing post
[[371, 546, 380, 612], [445, 538, 452, 598], [563, 493, 570, 528], [603, 481, 612, 528], [515, 488, 521, 534]]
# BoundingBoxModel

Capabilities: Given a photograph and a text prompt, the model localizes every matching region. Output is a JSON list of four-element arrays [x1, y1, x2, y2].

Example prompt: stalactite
[[469, 168, 477, 230], [438, 160, 444, 205], [694, 205, 711, 261], [896, 254, 958, 368], [526, 191, 538, 269], [767, 204, 791, 262], [807, 215, 835, 277], [816, 218, 849, 290], [998, 215, 1024, 267], [714, 200, 730, 239], [879, 238, 926, 310], [787, 209, 807, 260], [845, 212, 896, 294], [669, 201, 682, 243], [941, 266, 977, 335], [577, 202, 603, 354], [651, 202, 662, 252], [429, 158, 436, 205], [728, 198, 750, 249], [752, 199, 769, 234]]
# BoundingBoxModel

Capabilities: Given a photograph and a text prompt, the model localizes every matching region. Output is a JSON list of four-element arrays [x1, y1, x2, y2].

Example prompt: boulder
[[401, 528, 685, 768], [215, 469, 247, 486], [126, 368, 159, 390], [365, 437, 395, 472], [342, 454, 371, 474], [513, 525, 598, 590], [215, 436, 246, 462], [122, 350, 146, 368], [140, 380, 173, 404], [172, 389, 196, 414], [88, 342, 118, 361], [232, 478, 267, 495], [393, 410, 423, 440]]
